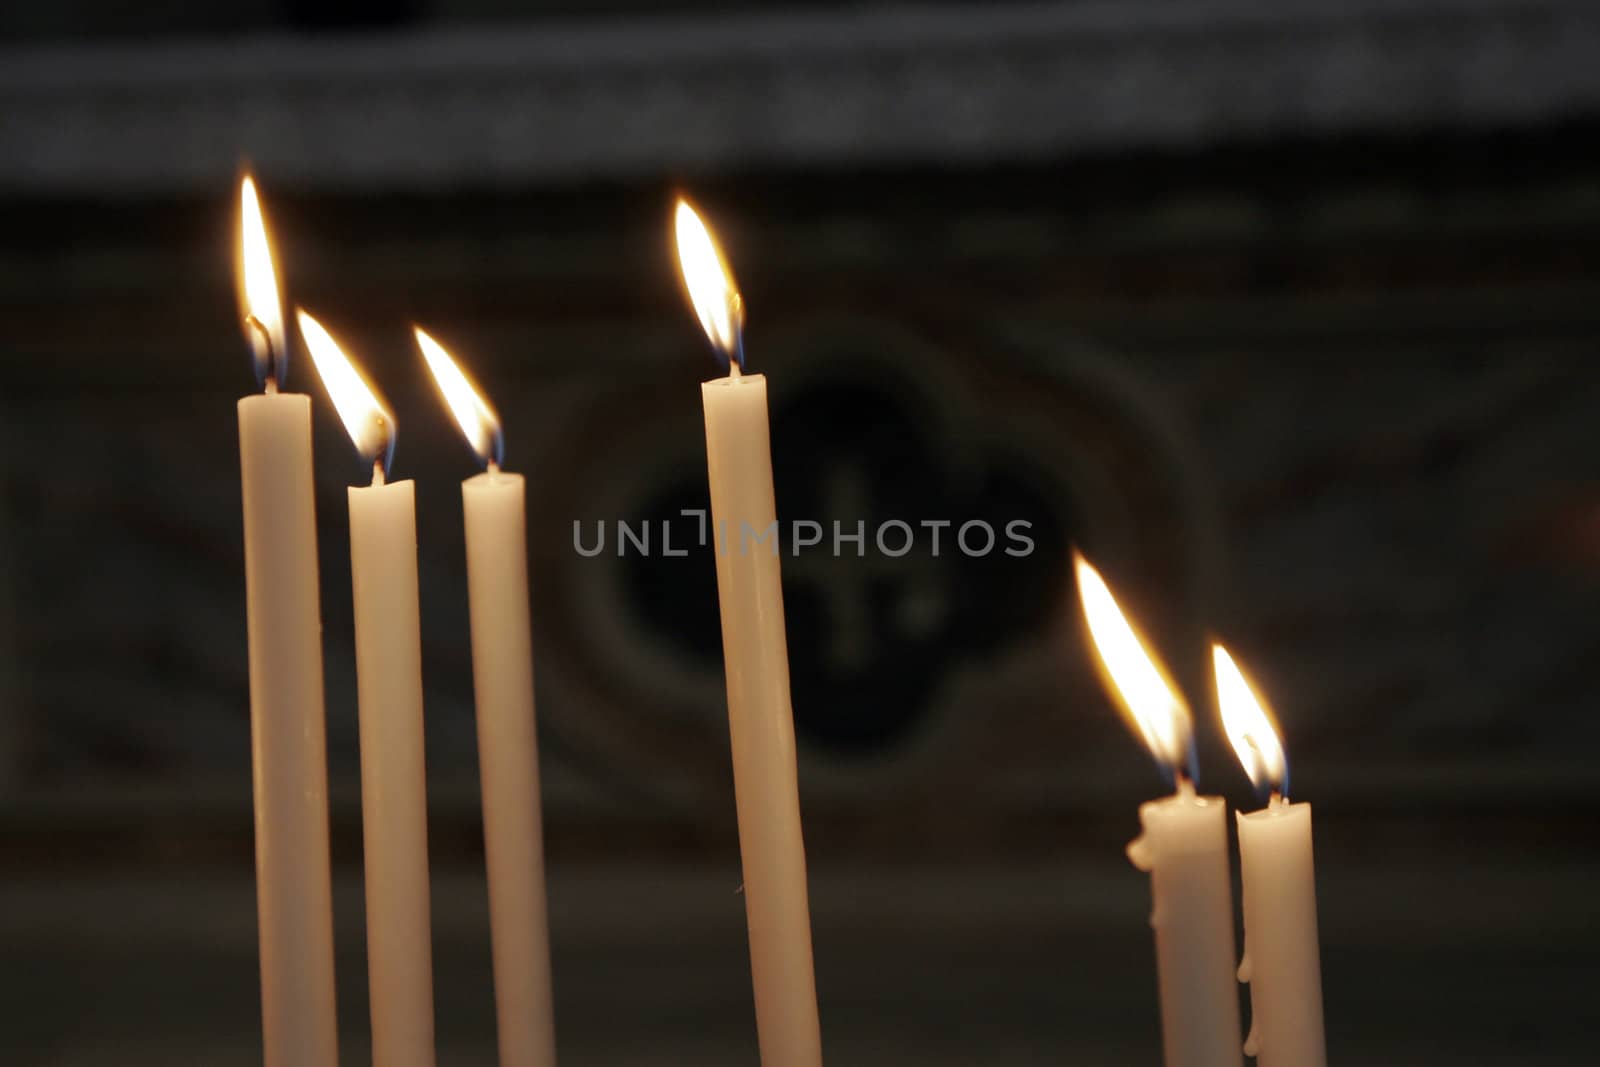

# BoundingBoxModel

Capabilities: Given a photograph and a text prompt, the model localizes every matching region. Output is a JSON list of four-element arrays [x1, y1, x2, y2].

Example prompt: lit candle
[[1213, 645, 1325, 1067], [674, 198, 823, 1067], [299, 311, 437, 1067], [417, 327, 557, 1067], [1074, 553, 1242, 1067], [234, 177, 340, 1067]]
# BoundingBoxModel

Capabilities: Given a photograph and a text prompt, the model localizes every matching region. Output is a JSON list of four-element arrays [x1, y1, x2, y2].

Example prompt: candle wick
[[1173, 771, 1196, 799], [371, 459, 386, 487], [1269, 790, 1287, 810], [487, 459, 501, 477], [245, 313, 282, 392], [728, 359, 742, 380]]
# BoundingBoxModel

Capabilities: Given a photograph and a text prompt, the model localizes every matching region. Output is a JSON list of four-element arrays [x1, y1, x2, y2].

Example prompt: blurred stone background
[[1, 0, 1598, 1063]]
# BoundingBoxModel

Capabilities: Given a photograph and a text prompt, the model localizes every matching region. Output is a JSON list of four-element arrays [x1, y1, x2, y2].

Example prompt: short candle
[[1075, 552, 1243, 1067], [1214, 644, 1326, 1067]]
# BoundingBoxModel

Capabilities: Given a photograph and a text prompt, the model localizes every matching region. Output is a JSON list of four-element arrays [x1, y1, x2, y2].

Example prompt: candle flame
[[416, 326, 503, 468], [674, 198, 745, 368], [296, 309, 396, 474], [1074, 551, 1193, 777], [237, 175, 287, 388], [1213, 643, 1288, 797]]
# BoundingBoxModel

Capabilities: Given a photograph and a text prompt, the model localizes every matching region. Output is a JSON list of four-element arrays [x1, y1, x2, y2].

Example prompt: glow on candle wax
[[1073, 551, 1193, 776], [296, 310, 396, 474], [237, 176, 288, 388], [674, 199, 745, 367], [415, 327, 503, 467], [1213, 644, 1288, 797]]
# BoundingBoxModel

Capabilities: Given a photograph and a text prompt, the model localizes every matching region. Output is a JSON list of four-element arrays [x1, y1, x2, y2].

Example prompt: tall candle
[[1214, 645, 1326, 1067], [675, 199, 823, 1067], [235, 177, 340, 1067], [299, 311, 437, 1067], [1075, 553, 1242, 1067], [418, 327, 557, 1067]]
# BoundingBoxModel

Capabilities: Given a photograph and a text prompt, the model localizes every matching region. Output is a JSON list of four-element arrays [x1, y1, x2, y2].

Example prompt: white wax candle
[[416, 326, 558, 1065], [299, 309, 436, 1067], [1127, 782, 1246, 1067], [463, 468, 557, 1066], [703, 369, 823, 1067], [676, 198, 822, 1066], [1236, 799, 1325, 1067], [1213, 644, 1325, 1067], [1076, 555, 1241, 1067], [348, 469, 436, 1067], [238, 390, 341, 1067]]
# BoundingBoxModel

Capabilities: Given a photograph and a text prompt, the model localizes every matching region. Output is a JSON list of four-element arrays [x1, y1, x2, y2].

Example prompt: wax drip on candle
[[1125, 834, 1154, 873], [1235, 927, 1260, 1055], [1239, 930, 1262, 1057], [1125, 772, 1198, 881]]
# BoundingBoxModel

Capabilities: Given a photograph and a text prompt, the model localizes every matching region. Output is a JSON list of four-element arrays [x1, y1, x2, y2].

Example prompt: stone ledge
[[2, 0, 1598, 192]]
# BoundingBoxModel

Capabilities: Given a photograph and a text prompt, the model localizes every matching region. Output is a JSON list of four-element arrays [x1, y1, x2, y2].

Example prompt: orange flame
[[1075, 552, 1192, 774], [1213, 644, 1288, 795], [296, 310, 396, 471], [237, 175, 287, 386], [674, 198, 744, 366], [416, 327, 503, 467]]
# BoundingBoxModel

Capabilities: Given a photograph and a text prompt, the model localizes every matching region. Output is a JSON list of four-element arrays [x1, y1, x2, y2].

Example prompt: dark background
[[2, 0, 1598, 1063]]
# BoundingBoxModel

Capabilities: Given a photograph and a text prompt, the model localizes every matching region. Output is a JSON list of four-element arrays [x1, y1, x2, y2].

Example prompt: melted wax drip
[[1125, 832, 1158, 925], [1239, 937, 1261, 1058]]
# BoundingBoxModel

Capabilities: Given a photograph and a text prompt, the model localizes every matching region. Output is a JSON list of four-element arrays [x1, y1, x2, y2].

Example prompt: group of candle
[[237, 175, 556, 1067], [1075, 554, 1327, 1067], [235, 174, 1321, 1067], [236, 180, 822, 1067]]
